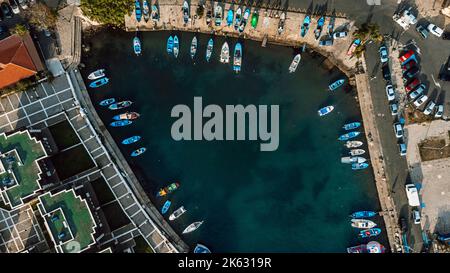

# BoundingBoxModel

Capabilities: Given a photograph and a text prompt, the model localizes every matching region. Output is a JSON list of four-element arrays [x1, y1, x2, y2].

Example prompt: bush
[[25, 3, 57, 30], [11, 24, 28, 37], [81, 0, 133, 27]]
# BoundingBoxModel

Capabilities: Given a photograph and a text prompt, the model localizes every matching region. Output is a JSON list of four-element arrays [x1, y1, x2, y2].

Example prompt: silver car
[[393, 123, 403, 138], [435, 105, 444, 118], [423, 101, 436, 115], [413, 95, 428, 107], [409, 84, 426, 100], [386, 84, 395, 101], [333, 31, 348, 39]]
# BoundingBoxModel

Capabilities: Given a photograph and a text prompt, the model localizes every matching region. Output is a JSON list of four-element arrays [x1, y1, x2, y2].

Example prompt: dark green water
[[82, 30, 387, 252]]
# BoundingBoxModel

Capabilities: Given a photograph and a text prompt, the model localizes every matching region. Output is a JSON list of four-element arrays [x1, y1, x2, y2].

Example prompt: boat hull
[[122, 136, 141, 145]]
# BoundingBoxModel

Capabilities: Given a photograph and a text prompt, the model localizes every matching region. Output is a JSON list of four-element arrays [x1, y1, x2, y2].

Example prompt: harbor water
[[82, 29, 387, 252]]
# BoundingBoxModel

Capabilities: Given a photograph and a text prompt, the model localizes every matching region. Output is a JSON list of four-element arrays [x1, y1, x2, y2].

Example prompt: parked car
[[413, 94, 428, 107], [435, 105, 444, 118], [333, 31, 348, 39], [0, 10, 3, 22], [379, 45, 389, 63], [408, 83, 426, 100], [402, 59, 417, 72], [415, 24, 429, 39], [403, 66, 420, 82], [386, 84, 396, 101], [400, 217, 408, 233], [399, 49, 415, 63], [427, 23, 444, 37], [390, 102, 399, 115], [399, 142, 407, 156], [423, 101, 436, 115], [17, 0, 27, 9], [405, 78, 420, 92], [0, 26, 7, 35], [0, 2, 13, 19], [412, 209, 421, 225], [8, 0, 19, 14], [319, 39, 333, 46], [382, 64, 391, 81], [393, 123, 404, 138]]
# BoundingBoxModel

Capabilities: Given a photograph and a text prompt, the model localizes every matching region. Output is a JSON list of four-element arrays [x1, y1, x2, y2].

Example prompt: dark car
[[405, 78, 420, 92], [0, 25, 7, 35], [400, 217, 408, 233], [0, 2, 13, 19], [415, 24, 429, 39], [403, 66, 420, 82], [382, 64, 391, 81], [402, 59, 417, 72]]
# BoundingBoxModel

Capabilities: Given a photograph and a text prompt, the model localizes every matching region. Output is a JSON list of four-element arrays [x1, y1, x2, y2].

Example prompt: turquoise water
[[82, 30, 386, 252]]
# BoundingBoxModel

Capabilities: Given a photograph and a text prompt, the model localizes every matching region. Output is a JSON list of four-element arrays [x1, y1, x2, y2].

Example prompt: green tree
[[11, 24, 28, 37], [81, 0, 133, 27], [25, 3, 57, 29]]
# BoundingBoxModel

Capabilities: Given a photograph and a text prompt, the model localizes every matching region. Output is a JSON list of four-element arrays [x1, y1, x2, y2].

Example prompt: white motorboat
[[182, 221, 203, 234], [88, 69, 105, 80], [220, 41, 230, 63], [289, 54, 301, 73], [351, 219, 377, 229], [169, 206, 187, 221]]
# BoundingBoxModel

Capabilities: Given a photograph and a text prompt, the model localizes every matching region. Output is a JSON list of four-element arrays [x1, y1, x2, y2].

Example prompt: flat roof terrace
[[38, 189, 97, 253], [0, 131, 47, 208]]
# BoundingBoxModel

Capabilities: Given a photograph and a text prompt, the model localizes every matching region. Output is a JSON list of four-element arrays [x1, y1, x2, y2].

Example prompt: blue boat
[[108, 100, 132, 110], [329, 79, 345, 91], [352, 162, 369, 170], [226, 9, 234, 26], [122, 136, 141, 145], [173, 35, 179, 58], [318, 105, 334, 117], [300, 16, 310, 37], [194, 244, 211, 253], [338, 131, 360, 141], [135, 0, 142, 22], [89, 77, 109, 88], [167, 36, 174, 54], [161, 200, 171, 214], [133, 36, 141, 55], [131, 147, 146, 157], [206, 38, 214, 62], [350, 211, 377, 219], [110, 120, 132, 127], [99, 98, 115, 106], [314, 16, 325, 40], [343, 122, 361, 131], [359, 228, 381, 238], [233, 43, 242, 73]]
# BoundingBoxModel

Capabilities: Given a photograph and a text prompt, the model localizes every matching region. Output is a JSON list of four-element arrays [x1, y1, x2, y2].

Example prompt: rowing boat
[[190, 36, 197, 59], [206, 38, 213, 62], [233, 43, 242, 73], [121, 135, 141, 145]]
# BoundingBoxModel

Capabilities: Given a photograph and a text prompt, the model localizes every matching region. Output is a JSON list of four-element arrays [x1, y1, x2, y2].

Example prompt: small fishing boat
[[131, 147, 146, 157], [135, 0, 142, 22], [234, 7, 242, 30], [233, 43, 242, 73], [329, 79, 345, 91], [347, 39, 361, 56], [345, 140, 364, 148], [190, 36, 197, 59], [300, 15, 310, 37], [349, 149, 365, 156], [161, 200, 171, 215], [341, 156, 366, 164], [143, 0, 150, 22], [133, 36, 142, 56], [169, 206, 186, 221], [350, 211, 377, 219], [206, 38, 213, 62], [182, 1, 189, 24], [121, 135, 141, 145], [214, 4, 223, 26], [278, 12, 286, 34], [338, 131, 361, 141], [351, 219, 377, 229], [327, 16, 335, 35], [151, 4, 159, 21], [99, 98, 115, 107], [173, 35, 179, 58], [157, 182, 180, 197], [88, 69, 105, 80], [108, 100, 133, 110], [89, 77, 109, 88], [194, 244, 211, 253], [318, 106, 334, 117], [343, 122, 361, 130], [113, 111, 140, 121], [220, 41, 230, 63], [110, 120, 132, 127], [347, 244, 367, 253], [359, 228, 382, 238], [314, 16, 325, 40], [366, 241, 385, 253], [226, 9, 234, 26], [167, 36, 174, 54], [239, 8, 250, 33], [251, 10, 259, 29], [289, 54, 301, 73], [182, 221, 203, 234], [352, 162, 369, 170]]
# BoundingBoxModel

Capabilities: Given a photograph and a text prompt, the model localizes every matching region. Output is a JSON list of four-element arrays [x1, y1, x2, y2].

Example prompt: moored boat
[[173, 35, 179, 58], [351, 219, 377, 229], [343, 121, 361, 130], [349, 149, 365, 156], [300, 15, 310, 37], [347, 244, 367, 253], [110, 120, 132, 127], [329, 79, 345, 91], [226, 9, 234, 26], [366, 241, 385, 253], [220, 41, 230, 63], [99, 98, 115, 106], [182, 221, 203, 234], [239, 8, 250, 32], [214, 4, 222, 26], [341, 156, 366, 164], [251, 10, 259, 28], [88, 69, 105, 80], [190, 36, 197, 59], [338, 131, 361, 141], [113, 111, 140, 121], [161, 200, 171, 215], [151, 4, 159, 21], [89, 77, 109, 88], [135, 0, 142, 22], [206, 38, 214, 62], [143, 0, 150, 22], [131, 147, 146, 157], [133, 36, 142, 56], [352, 162, 369, 170], [347, 39, 361, 56], [121, 135, 141, 145], [289, 54, 301, 73], [157, 182, 180, 197], [167, 36, 174, 54], [359, 228, 382, 238], [350, 211, 377, 219], [314, 16, 325, 40], [345, 140, 363, 148], [234, 7, 242, 30], [169, 206, 186, 221], [233, 42, 242, 73], [327, 16, 335, 35], [318, 105, 334, 116], [108, 100, 133, 110], [278, 12, 286, 34], [194, 244, 211, 253], [182, 1, 189, 24]]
